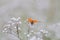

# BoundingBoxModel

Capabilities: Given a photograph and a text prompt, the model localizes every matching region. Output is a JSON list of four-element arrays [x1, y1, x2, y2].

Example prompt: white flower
[[10, 17, 21, 21], [37, 38, 40, 40], [8, 21, 13, 23], [37, 38, 42, 40], [19, 21, 21, 24], [30, 36, 36, 40], [11, 17, 16, 21], [40, 30, 44, 32], [2, 30, 5, 32], [14, 26, 16, 29], [4, 28, 7, 30], [40, 39, 43, 40], [27, 33, 32, 37], [40, 29, 48, 34], [27, 34, 30, 37], [10, 17, 21, 24], [18, 27, 21, 30], [17, 17, 21, 21]]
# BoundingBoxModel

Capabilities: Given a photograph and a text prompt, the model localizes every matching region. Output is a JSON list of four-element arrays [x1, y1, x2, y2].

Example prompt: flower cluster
[[2, 17, 48, 40], [2, 17, 21, 38]]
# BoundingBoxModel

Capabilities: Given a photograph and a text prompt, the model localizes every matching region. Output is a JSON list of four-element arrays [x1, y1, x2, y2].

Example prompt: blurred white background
[[0, 0, 60, 40]]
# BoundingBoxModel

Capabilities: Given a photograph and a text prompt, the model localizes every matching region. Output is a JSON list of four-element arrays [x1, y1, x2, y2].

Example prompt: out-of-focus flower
[[37, 38, 43, 40], [9, 17, 21, 25], [27, 34, 31, 37], [2, 17, 22, 37], [10, 17, 17, 21], [30, 36, 36, 40], [40, 29, 48, 36], [18, 27, 21, 30], [7, 17, 21, 26], [10, 17, 21, 21], [40, 29, 48, 34], [4, 24, 11, 27]]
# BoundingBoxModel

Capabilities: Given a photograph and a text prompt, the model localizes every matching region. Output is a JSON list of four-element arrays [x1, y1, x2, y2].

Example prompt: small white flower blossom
[[18, 27, 21, 30], [19, 21, 22, 24], [12, 23, 15, 25], [8, 21, 13, 23], [37, 38, 41, 40], [27, 34, 30, 37], [40, 39, 43, 40], [40, 30, 44, 32], [10, 17, 21, 22], [8, 21, 15, 25], [27, 33, 32, 37], [11, 17, 17, 21], [14, 26, 16, 29], [30, 36, 36, 40], [40, 29, 48, 34], [2, 30, 5, 32], [17, 17, 21, 21], [4, 28, 7, 30], [10, 17, 21, 25]]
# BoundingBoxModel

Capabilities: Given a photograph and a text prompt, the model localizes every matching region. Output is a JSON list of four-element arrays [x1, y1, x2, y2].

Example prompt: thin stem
[[16, 24, 19, 38], [28, 27, 30, 34], [16, 24, 22, 40]]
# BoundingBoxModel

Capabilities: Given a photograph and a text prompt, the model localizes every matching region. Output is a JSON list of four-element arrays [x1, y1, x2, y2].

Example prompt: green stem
[[16, 24, 19, 38]]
